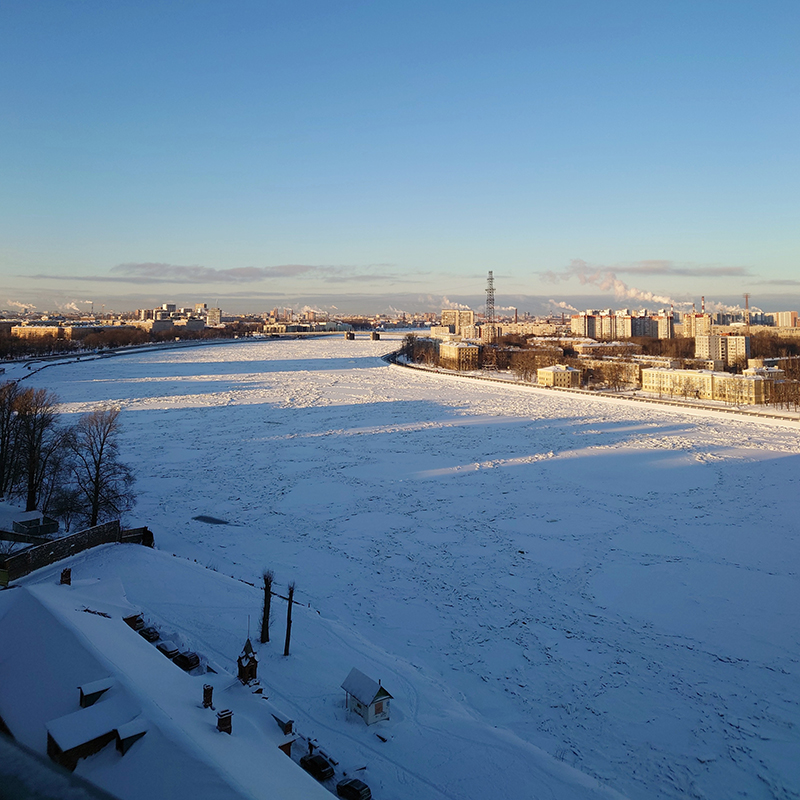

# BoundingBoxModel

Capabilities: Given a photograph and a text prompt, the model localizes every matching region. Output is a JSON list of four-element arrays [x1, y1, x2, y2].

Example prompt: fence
[[0, 522, 154, 587]]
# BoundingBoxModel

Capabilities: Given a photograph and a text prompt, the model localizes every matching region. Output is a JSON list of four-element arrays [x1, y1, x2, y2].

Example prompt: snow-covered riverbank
[[18, 335, 800, 800]]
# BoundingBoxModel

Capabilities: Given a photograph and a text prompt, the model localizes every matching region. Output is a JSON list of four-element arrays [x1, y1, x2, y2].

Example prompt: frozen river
[[24, 335, 800, 800]]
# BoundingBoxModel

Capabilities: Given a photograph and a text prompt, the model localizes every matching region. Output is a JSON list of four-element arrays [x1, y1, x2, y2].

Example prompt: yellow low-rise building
[[439, 341, 480, 371], [641, 368, 775, 404], [11, 325, 111, 340], [537, 365, 581, 388]]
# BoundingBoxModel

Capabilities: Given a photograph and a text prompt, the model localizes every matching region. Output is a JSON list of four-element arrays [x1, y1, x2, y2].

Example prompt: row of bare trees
[[0, 381, 135, 529], [0, 322, 261, 361], [261, 570, 298, 656]]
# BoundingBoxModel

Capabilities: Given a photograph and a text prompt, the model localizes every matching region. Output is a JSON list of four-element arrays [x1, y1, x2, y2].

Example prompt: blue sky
[[1, 0, 798, 315]]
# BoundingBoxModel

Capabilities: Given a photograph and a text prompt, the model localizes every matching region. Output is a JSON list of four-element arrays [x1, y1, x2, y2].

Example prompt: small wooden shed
[[341, 668, 392, 725]]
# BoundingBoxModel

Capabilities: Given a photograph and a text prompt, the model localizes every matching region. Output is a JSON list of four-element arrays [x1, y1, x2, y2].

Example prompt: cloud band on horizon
[[25, 261, 407, 285]]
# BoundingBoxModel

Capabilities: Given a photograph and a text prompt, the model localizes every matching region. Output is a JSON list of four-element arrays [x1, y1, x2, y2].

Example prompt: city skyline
[[2, 1, 798, 313]]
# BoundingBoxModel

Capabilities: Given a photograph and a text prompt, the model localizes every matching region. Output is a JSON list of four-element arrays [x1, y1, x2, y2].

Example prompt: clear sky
[[1, 0, 798, 315]]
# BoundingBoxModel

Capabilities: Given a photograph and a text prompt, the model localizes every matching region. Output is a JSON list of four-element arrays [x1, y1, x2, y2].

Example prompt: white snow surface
[[13, 335, 800, 800], [0, 578, 332, 800]]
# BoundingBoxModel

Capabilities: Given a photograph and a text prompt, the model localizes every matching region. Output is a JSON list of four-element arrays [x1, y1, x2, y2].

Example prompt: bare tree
[[283, 581, 295, 657], [70, 407, 135, 527], [0, 381, 21, 499], [510, 350, 538, 382], [260, 569, 274, 644], [14, 388, 63, 511]]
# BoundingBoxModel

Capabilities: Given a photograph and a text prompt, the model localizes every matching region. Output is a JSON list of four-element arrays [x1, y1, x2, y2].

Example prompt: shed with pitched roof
[[341, 668, 392, 725]]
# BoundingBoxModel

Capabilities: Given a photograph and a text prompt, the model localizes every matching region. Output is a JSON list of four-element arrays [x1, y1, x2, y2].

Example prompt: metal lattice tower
[[485, 271, 495, 325]]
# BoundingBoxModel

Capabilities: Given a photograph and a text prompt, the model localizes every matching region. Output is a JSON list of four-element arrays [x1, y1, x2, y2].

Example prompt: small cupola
[[237, 638, 258, 684]]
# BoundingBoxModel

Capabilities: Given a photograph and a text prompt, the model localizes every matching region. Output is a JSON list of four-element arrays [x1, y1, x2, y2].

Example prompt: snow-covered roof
[[341, 668, 392, 706], [0, 580, 331, 800], [538, 365, 579, 373], [47, 693, 138, 751], [80, 677, 116, 697], [0, 501, 43, 532]]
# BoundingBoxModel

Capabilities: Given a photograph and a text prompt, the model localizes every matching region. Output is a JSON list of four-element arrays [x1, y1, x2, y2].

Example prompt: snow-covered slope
[[16, 336, 800, 800]]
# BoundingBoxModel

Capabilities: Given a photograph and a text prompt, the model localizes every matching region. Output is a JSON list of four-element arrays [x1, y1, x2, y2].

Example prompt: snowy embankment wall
[[0, 521, 152, 585], [391, 353, 800, 423]]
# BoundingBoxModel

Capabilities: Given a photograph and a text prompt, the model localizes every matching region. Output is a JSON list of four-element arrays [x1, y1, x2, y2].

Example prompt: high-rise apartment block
[[682, 313, 713, 338], [695, 334, 750, 365], [440, 309, 475, 335], [656, 315, 674, 339], [570, 310, 665, 340]]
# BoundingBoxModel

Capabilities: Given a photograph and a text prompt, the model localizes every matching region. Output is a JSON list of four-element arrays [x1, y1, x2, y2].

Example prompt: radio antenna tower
[[482, 270, 498, 358], [485, 271, 495, 325]]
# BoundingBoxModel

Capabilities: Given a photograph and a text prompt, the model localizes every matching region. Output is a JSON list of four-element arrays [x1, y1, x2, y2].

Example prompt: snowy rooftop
[[0, 501, 44, 532], [0, 578, 331, 800], [539, 364, 579, 372], [341, 667, 392, 706]]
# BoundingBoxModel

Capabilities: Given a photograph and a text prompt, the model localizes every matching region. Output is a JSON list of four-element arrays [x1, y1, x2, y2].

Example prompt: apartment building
[[439, 340, 480, 370], [775, 311, 798, 328], [695, 335, 750, 365], [570, 311, 664, 340], [537, 365, 581, 388], [11, 325, 109, 340], [641, 367, 774, 404], [682, 313, 713, 338], [440, 310, 475, 335]]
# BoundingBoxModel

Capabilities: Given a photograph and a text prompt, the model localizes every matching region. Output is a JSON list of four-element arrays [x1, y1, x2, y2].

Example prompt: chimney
[[203, 684, 213, 709], [702, 295, 705, 314], [217, 709, 233, 735], [60, 568, 71, 586]]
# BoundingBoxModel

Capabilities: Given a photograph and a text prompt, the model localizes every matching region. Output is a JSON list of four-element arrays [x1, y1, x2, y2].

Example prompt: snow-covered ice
[[13, 336, 800, 800]]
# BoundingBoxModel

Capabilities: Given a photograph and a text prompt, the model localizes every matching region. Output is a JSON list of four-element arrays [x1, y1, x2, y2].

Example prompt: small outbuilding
[[341, 668, 392, 725]]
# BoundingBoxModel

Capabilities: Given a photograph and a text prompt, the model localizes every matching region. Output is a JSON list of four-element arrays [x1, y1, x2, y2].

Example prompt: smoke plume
[[548, 300, 579, 312], [441, 296, 472, 310], [542, 259, 675, 305]]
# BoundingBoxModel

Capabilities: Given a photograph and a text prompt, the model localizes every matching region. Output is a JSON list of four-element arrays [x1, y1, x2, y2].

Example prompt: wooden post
[[283, 581, 295, 656]]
